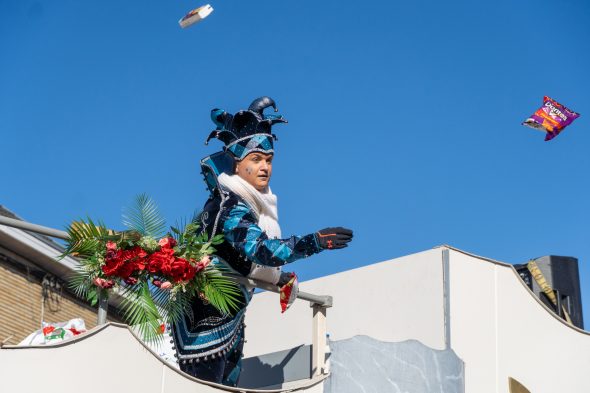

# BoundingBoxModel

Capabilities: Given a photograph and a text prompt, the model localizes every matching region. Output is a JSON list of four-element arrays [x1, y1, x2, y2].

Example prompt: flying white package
[[179, 4, 213, 28]]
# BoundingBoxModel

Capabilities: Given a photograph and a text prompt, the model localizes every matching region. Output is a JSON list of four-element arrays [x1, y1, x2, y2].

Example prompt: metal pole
[[0, 215, 69, 240], [227, 274, 333, 308], [97, 291, 108, 325]]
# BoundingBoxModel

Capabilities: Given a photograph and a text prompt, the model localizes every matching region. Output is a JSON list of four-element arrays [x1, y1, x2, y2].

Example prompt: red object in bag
[[279, 273, 299, 313], [42, 326, 55, 336]]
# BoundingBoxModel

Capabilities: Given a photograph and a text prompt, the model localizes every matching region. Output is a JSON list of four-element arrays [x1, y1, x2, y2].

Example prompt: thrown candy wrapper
[[179, 4, 213, 28], [522, 96, 580, 141], [18, 318, 87, 346], [279, 273, 299, 313]]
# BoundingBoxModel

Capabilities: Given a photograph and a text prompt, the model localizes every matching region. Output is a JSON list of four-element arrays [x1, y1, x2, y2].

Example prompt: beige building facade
[[0, 206, 121, 345]]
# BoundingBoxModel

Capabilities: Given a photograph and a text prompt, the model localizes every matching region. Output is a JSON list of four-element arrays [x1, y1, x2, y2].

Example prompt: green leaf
[[211, 234, 225, 245], [201, 266, 242, 315], [68, 267, 91, 298], [122, 194, 166, 238], [61, 217, 111, 259], [88, 288, 98, 307], [151, 287, 192, 326], [119, 281, 164, 343], [171, 217, 189, 243]]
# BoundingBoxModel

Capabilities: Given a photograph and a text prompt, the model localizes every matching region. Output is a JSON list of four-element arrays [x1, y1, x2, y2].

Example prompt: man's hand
[[315, 227, 353, 250]]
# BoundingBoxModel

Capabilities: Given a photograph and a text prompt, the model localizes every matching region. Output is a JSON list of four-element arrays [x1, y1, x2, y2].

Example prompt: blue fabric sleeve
[[222, 202, 321, 267]]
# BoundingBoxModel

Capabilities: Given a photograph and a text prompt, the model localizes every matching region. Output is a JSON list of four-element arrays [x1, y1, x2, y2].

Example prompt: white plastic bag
[[18, 318, 86, 346]]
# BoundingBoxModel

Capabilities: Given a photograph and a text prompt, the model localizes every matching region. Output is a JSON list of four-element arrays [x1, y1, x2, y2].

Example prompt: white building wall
[[244, 248, 446, 357], [0, 324, 326, 393], [247, 247, 590, 392], [448, 250, 499, 392], [495, 257, 590, 392], [448, 249, 590, 393]]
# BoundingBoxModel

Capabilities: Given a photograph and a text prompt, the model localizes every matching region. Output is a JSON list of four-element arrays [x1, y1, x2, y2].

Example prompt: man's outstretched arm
[[223, 202, 352, 267]]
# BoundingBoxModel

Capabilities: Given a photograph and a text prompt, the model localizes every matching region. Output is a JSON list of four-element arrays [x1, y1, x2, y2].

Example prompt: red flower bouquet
[[64, 194, 240, 342]]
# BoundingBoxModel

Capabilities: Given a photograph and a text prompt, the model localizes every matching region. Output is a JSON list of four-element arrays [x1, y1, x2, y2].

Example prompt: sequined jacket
[[171, 187, 322, 364]]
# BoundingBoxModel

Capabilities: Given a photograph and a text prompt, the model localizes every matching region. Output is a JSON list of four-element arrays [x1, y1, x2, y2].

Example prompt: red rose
[[148, 250, 172, 275], [159, 247, 175, 259], [152, 279, 162, 287], [134, 247, 148, 259], [102, 250, 124, 276], [159, 257, 175, 277], [102, 246, 148, 279], [147, 253, 162, 274], [117, 261, 136, 279], [168, 257, 196, 282], [184, 265, 196, 282], [122, 249, 135, 261], [113, 250, 134, 279], [131, 246, 148, 271], [167, 258, 184, 281], [127, 247, 148, 277], [124, 277, 138, 285], [158, 237, 177, 249], [135, 258, 147, 271], [106, 241, 117, 251]]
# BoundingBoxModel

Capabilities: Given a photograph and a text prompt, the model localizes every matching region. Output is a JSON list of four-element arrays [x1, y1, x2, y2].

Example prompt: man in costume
[[172, 97, 353, 386]]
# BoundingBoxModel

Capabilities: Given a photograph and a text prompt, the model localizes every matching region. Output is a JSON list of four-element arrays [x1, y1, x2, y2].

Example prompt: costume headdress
[[205, 96, 287, 160], [201, 97, 286, 194]]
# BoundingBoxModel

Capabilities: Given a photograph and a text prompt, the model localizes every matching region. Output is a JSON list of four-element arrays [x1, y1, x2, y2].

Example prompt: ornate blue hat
[[205, 97, 287, 160]]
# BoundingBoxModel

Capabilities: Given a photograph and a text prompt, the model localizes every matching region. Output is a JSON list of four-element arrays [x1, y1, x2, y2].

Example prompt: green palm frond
[[201, 266, 242, 316], [120, 281, 164, 343], [61, 217, 111, 259], [181, 213, 204, 240], [68, 266, 101, 306], [170, 216, 188, 243], [151, 286, 192, 325], [66, 240, 98, 259], [68, 267, 92, 299], [122, 194, 166, 238]]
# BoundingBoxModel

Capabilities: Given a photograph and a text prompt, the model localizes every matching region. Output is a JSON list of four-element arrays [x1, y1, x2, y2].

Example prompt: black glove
[[315, 227, 353, 250], [278, 271, 295, 287]]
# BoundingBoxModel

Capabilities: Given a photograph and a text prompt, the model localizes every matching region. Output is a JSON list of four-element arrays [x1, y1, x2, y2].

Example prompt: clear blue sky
[[2, 1, 589, 326]]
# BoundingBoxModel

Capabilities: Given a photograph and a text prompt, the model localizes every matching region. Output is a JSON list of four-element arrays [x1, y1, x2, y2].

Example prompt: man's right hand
[[315, 227, 353, 250]]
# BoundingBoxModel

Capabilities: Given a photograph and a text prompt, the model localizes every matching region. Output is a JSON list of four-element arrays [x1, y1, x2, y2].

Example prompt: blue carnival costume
[[172, 97, 352, 386]]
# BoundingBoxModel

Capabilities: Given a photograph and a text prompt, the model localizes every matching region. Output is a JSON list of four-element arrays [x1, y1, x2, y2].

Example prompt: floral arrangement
[[64, 194, 241, 342]]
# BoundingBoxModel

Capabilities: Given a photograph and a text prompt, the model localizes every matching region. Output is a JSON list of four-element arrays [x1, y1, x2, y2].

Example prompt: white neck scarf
[[217, 173, 282, 239], [218, 173, 283, 285]]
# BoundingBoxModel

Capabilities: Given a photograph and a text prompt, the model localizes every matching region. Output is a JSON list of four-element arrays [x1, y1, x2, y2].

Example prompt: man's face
[[236, 152, 273, 191]]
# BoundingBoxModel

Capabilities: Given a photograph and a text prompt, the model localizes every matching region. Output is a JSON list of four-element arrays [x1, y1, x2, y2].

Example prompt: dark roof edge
[[0, 205, 66, 252]]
